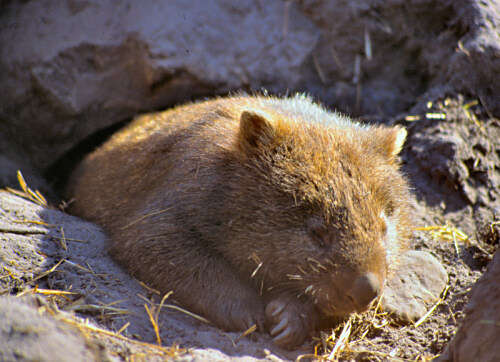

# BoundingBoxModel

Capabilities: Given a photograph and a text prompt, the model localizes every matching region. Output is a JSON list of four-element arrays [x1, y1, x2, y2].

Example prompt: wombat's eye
[[307, 218, 328, 248], [385, 201, 395, 216]]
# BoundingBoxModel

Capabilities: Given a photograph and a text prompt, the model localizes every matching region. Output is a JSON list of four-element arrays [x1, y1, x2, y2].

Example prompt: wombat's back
[[67, 95, 366, 230]]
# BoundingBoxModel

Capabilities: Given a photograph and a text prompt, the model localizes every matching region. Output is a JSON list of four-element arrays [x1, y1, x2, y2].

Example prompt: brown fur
[[67, 94, 412, 349]]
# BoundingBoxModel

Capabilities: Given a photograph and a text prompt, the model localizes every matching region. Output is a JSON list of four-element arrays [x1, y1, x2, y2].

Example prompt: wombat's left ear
[[238, 111, 274, 152], [375, 126, 407, 161]]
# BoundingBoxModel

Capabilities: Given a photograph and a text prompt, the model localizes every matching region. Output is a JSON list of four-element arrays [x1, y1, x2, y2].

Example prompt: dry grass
[[298, 280, 453, 361], [462, 99, 484, 129], [489, 221, 500, 234], [53, 311, 186, 359], [234, 324, 258, 344], [416, 223, 469, 256], [414, 285, 450, 328], [6, 260, 186, 359], [120, 208, 173, 230], [5, 170, 47, 206], [144, 292, 172, 346]]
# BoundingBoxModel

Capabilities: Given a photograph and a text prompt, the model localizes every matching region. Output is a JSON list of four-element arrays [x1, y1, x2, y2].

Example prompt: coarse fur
[[67, 94, 413, 349]]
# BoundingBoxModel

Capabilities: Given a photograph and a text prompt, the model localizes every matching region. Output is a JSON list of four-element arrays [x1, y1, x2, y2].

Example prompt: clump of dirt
[[404, 96, 499, 226]]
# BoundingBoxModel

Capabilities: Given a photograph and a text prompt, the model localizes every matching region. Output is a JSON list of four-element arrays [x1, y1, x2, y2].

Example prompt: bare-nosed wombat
[[67, 95, 412, 349]]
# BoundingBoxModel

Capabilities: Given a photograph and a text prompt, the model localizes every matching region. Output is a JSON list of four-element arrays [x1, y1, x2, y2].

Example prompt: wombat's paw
[[382, 250, 448, 323], [265, 298, 314, 349]]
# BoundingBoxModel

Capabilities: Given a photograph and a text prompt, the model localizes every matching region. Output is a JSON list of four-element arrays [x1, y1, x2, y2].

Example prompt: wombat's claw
[[268, 301, 285, 317], [270, 315, 288, 335], [265, 299, 309, 349], [270, 316, 294, 345]]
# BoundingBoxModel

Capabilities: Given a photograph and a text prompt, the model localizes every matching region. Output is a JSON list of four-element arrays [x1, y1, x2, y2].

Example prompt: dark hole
[[44, 118, 131, 194]]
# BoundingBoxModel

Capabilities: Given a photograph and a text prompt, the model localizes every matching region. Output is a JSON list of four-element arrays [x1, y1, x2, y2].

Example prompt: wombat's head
[[225, 106, 412, 317]]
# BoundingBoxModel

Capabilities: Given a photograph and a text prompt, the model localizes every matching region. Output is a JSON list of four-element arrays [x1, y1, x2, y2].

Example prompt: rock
[[0, 191, 60, 293], [406, 96, 500, 235], [444, 0, 500, 116], [0, 295, 107, 362], [438, 249, 500, 362], [0, 0, 319, 171], [298, 0, 500, 117], [382, 250, 448, 323]]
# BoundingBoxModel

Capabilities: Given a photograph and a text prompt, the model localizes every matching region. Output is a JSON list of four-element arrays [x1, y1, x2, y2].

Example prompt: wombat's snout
[[346, 272, 382, 312]]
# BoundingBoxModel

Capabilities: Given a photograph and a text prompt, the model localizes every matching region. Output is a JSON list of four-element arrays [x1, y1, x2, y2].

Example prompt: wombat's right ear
[[238, 111, 274, 152], [372, 126, 407, 162]]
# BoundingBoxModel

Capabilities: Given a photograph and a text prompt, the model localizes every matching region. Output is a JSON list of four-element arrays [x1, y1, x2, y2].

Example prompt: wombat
[[67, 94, 412, 349]]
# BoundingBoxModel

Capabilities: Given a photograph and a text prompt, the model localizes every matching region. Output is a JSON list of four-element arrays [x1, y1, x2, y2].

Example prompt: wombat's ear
[[238, 111, 274, 152], [372, 126, 407, 161]]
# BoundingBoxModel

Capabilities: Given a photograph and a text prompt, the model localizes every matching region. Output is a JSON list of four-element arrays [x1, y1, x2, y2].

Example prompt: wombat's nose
[[347, 272, 381, 311]]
